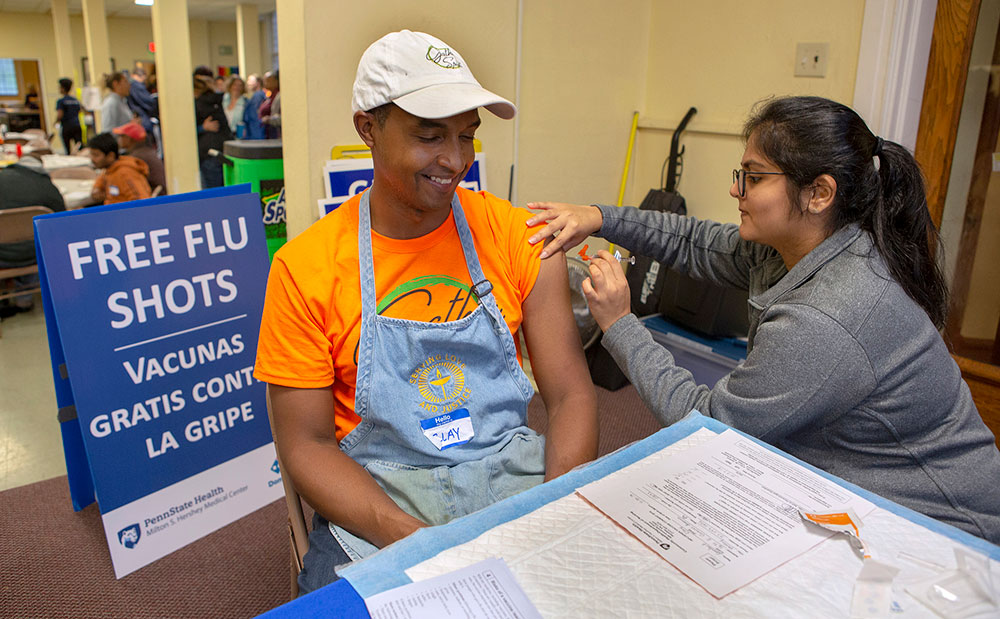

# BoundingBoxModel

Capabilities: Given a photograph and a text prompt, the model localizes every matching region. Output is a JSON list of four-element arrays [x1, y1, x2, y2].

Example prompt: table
[[52, 178, 97, 209], [41, 154, 92, 170], [260, 413, 1000, 618]]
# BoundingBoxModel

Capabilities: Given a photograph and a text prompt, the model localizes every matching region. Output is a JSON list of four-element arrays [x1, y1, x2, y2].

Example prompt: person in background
[[193, 65, 214, 79], [213, 76, 226, 94], [87, 132, 151, 205], [528, 95, 1000, 544], [0, 154, 66, 317], [23, 84, 39, 109], [259, 70, 280, 139], [194, 75, 233, 189], [100, 73, 134, 132], [55, 78, 82, 154], [113, 122, 166, 196], [222, 75, 247, 138], [0, 153, 65, 316], [127, 67, 158, 138], [242, 74, 267, 140]]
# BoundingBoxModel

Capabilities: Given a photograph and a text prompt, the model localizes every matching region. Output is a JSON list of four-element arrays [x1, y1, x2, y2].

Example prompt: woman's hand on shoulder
[[526, 202, 603, 259]]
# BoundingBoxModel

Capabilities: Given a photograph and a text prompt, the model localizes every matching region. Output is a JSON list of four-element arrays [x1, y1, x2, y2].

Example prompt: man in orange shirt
[[255, 30, 597, 594], [87, 132, 151, 205]]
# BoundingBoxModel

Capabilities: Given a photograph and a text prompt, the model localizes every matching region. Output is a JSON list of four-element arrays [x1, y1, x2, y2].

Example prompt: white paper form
[[577, 429, 876, 598], [365, 557, 542, 619]]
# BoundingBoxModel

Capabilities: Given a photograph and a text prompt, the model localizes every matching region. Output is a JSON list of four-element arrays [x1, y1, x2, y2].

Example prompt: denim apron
[[329, 190, 545, 560]]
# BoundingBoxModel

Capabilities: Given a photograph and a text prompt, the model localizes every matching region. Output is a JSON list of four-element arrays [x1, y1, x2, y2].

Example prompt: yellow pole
[[611, 111, 640, 254], [617, 111, 639, 207]]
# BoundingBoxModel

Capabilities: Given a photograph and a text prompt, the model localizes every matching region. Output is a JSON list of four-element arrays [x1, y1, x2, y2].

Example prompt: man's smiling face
[[369, 105, 480, 217]]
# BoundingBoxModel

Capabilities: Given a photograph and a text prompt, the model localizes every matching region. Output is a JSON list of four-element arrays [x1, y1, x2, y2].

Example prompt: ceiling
[[0, 0, 276, 21]]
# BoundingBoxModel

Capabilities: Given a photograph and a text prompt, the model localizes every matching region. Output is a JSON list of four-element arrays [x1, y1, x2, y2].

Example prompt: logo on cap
[[426, 46, 461, 69]]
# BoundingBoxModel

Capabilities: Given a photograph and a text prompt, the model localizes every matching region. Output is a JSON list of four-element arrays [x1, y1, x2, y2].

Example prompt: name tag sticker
[[420, 409, 474, 450]]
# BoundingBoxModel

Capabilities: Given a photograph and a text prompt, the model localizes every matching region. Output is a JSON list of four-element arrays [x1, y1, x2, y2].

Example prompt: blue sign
[[320, 153, 487, 217], [34, 185, 282, 577]]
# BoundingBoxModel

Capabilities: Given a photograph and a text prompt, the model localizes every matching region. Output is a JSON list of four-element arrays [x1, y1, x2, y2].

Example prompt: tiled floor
[[0, 305, 67, 491]]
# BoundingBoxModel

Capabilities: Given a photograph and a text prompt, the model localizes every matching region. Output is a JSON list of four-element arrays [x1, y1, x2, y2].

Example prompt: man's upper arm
[[520, 253, 598, 477], [269, 384, 337, 454], [520, 254, 594, 411]]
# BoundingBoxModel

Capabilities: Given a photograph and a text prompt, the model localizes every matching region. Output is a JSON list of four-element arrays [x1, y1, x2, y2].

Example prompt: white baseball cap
[[352, 30, 516, 120]]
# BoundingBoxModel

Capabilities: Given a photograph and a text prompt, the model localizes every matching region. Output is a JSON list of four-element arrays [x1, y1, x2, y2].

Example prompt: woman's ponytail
[[867, 141, 948, 328]]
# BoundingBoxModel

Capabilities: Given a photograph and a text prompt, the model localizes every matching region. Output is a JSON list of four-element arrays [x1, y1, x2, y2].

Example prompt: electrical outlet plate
[[795, 42, 829, 78]]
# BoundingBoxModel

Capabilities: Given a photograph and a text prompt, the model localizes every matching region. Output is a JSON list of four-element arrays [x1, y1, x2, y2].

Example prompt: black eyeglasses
[[732, 169, 786, 197]]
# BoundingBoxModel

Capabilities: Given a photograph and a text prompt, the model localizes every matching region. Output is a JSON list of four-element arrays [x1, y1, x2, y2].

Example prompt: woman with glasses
[[525, 95, 1000, 544]]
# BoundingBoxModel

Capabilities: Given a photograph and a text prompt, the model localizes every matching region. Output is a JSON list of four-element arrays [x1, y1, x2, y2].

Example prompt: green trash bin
[[223, 139, 286, 260]]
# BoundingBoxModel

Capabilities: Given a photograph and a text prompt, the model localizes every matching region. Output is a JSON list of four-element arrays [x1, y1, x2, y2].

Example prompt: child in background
[[87, 133, 151, 205]]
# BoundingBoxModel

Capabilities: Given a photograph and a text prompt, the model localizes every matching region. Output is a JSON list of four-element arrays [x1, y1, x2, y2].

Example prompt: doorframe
[[913, 0, 982, 227], [853, 0, 938, 152]]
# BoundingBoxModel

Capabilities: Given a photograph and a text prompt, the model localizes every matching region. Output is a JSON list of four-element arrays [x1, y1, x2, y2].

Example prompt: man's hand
[[202, 117, 220, 132]]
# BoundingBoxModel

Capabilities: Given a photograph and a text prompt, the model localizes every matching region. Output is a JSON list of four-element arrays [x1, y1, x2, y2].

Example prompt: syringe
[[577, 244, 636, 264]]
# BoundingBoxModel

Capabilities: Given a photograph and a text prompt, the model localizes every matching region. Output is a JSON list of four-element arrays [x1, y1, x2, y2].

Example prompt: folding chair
[[265, 386, 311, 598], [0, 206, 54, 337]]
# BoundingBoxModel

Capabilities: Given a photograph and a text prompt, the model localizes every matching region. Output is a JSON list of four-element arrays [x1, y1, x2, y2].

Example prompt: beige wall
[[0, 11, 69, 123], [189, 19, 212, 69], [633, 0, 866, 224], [517, 0, 651, 209], [208, 20, 239, 72]]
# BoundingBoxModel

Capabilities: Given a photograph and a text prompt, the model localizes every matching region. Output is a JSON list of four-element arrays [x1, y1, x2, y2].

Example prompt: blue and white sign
[[34, 186, 283, 578], [319, 152, 487, 217]]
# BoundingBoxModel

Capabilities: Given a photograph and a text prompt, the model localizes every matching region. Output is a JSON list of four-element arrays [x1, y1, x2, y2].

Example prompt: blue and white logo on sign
[[118, 524, 141, 549], [271, 459, 280, 475]]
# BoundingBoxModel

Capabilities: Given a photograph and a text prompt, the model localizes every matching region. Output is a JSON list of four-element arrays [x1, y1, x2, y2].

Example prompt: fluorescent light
[[135, 0, 154, 6]]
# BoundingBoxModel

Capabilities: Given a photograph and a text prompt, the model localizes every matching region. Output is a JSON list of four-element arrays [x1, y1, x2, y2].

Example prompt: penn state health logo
[[118, 524, 141, 549], [410, 354, 472, 413]]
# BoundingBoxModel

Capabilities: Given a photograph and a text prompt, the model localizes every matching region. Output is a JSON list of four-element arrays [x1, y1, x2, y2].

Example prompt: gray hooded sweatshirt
[[596, 204, 1000, 544]]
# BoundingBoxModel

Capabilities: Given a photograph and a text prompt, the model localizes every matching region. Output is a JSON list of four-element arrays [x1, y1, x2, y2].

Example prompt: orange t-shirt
[[254, 188, 543, 441]]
